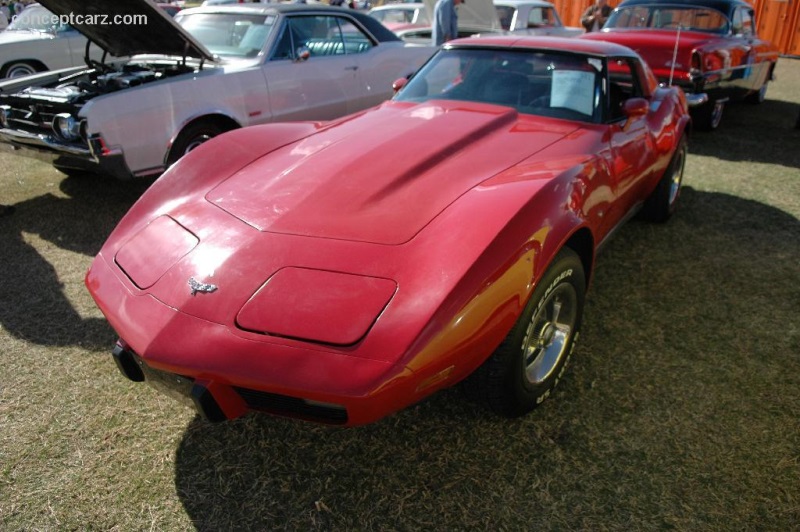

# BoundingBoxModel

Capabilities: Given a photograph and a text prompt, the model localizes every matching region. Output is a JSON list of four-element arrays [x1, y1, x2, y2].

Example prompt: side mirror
[[392, 77, 408, 93], [620, 97, 648, 129], [294, 47, 311, 63]]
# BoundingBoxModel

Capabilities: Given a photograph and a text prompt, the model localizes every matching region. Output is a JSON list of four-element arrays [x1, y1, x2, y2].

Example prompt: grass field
[[1, 59, 798, 530]]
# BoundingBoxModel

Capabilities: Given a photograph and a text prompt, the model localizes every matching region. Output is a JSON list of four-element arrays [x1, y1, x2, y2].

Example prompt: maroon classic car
[[582, 0, 779, 130]]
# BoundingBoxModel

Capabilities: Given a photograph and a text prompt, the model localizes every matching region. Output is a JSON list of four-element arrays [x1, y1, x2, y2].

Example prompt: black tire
[[462, 248, 585, 417], [639, 136, 687, 223], [1, 61, 39, 79], [166, 121, 225, 166], [745, 81, 768, 105], [692, 98, 724, 131]]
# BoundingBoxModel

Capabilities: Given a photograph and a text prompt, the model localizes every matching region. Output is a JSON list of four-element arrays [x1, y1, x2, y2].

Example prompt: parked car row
[[377, 0, 582, 43], [0, 0, 435, 179]]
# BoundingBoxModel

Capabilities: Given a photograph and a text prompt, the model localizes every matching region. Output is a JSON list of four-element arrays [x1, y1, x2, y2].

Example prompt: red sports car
[[581, 0, 779, 130], [86, 37, 690, 426]]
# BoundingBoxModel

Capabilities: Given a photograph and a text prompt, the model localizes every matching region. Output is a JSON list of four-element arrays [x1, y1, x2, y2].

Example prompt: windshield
[[495, 6, 559, 31], [6, 5, 68, 32], [395, 48, 604, 123], [175, 12, 277, 58], [369, 7, 429, 25], [605, 5, 730, 34]]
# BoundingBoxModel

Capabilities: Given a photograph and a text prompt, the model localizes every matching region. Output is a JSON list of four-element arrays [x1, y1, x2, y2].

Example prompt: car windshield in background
[[495, 6, 558, 31], [605, 5, 730, 34], [370, 8, 428, 25], [395, 48, 603, 123], [6, 5, 66, 32], [175, 13, 277, 58]]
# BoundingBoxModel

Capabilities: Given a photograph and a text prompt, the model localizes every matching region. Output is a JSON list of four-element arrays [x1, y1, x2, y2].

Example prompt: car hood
[[36, 0, 213, 60], [207, 100, 576, 245], [422, 0, 502, 32]]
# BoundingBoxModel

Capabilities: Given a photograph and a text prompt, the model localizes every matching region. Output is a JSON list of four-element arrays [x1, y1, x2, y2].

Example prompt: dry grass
[[1, 59, 799, 530]]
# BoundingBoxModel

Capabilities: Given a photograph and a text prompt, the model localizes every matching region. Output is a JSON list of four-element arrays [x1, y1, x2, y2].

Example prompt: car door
[[60, 25, 90, 67], [263, 14, 366, 121], [602, 57, 657, 231]]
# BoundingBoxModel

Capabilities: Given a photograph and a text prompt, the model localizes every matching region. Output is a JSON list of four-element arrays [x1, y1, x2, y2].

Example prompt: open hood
[[36, 0, 213, 61], [423, 0, 502, 32]]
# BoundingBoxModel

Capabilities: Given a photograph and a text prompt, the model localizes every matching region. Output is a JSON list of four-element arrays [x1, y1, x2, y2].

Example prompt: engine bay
[[11, 62, 198, 106]]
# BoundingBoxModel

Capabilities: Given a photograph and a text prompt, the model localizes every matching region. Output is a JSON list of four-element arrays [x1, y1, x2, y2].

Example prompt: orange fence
[[554, 0, 800, 56]]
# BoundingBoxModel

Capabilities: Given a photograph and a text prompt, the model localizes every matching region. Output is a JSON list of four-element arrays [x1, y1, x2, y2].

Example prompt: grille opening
[[234, 387, 348, 425]]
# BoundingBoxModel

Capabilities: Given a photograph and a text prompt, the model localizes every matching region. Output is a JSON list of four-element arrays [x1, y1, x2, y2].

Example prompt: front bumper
[[0, 127, 134, 180], [112, 343, 350, 424], [88, 253, 420, 426]]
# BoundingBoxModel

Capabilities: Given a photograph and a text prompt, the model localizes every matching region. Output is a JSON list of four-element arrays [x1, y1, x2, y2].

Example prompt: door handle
[[345, 65, 359, 71]]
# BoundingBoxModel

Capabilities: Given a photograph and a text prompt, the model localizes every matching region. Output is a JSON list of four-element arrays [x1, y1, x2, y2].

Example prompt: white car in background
[[392, 0, 580, 43], [494, 0, 582, 36], [0, 3, 93, 78], [0, 0, 435, 179], [368, 3, 429, 33]]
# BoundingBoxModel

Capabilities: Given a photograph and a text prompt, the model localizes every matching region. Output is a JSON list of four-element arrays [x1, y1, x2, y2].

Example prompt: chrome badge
[[188, 277, 218, 296]]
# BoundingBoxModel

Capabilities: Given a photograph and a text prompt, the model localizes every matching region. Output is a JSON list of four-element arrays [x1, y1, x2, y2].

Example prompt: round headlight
[[53, 113, 80, 141]]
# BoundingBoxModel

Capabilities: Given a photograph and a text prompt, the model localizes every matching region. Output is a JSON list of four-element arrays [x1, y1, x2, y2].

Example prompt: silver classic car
[[0, 0, 434, 179]]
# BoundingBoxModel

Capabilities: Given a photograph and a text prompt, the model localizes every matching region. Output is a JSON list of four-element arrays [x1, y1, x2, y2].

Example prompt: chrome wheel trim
[[522, 283, 578, 385], [756, 83, 768, 103], [7, 63, 36, 78], [669, 144, 686, 206], [710, 101, 724, 129], [184, 134, 214, 155]]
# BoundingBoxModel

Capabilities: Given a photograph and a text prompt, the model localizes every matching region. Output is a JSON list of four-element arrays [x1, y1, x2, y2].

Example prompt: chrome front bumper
[[0, 127, 133, 180]]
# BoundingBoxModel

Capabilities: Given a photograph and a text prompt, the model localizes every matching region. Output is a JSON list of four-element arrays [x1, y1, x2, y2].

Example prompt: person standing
[[432, 0, 463, 46], [581, 0, 612, 32]]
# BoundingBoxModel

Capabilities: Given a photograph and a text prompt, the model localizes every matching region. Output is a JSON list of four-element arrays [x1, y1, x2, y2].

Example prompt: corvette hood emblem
[[188, 277, 218, 296]]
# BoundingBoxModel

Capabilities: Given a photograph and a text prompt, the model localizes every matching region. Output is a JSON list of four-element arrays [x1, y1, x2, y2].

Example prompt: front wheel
[[2, 61, 39, 79], [639, 136, 687, 223], [462, 248, 586, 417], [166, 121, 225, 167], [745, 81, 768, 105]]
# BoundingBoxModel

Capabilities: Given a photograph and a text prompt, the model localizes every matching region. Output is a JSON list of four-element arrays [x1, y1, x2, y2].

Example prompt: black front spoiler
[[111, 342, 228, 422]]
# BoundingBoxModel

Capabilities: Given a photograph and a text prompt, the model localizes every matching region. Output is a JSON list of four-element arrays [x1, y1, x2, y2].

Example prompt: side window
[[527, 8, 554, 28], [271, 21, 295, 61], [272, 16, 374, 58], [337, 19, 374, 54], [740, 9, 754, 36], [606, 58, 643, 122], [732, 8, 753, 36], [496, 6, 514, 30]]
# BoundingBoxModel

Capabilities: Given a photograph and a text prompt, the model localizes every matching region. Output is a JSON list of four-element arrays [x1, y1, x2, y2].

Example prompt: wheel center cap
[[539, 322, 556, 347]]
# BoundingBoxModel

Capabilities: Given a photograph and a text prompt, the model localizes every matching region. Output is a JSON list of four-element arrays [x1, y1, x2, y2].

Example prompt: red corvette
[[86, 37, 690, 426]]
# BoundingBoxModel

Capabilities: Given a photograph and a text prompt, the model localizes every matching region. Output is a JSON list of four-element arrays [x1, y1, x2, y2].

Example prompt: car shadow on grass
[[172, 187, 800, 530], [691, 99, 800, 168], [0, 175, 151, 348]]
